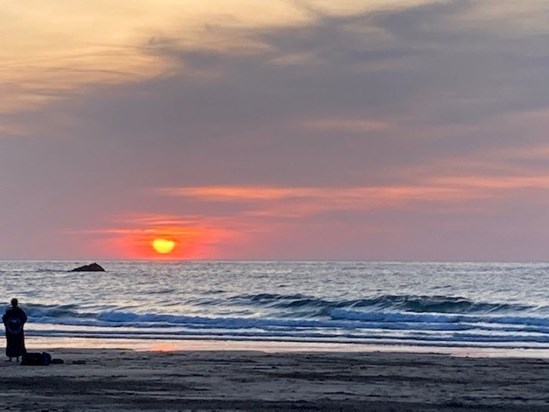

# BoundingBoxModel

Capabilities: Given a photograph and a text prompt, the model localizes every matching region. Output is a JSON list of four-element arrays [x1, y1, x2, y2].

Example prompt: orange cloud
[[157, 184, 481, 214], [301, 117, 393, 133], [157, 172, 549, 219], [431, 175, 549, 190]]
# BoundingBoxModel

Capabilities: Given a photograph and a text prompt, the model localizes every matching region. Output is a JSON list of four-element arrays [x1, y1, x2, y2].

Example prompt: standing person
[[2, 298, 27, 362]]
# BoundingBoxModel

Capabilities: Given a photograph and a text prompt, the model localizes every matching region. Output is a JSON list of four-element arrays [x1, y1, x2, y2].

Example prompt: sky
[[2, 0, 549, 261]]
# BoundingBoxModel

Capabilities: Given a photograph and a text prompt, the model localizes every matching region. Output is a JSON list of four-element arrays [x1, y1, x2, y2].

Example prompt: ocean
[[0, 261, 548, 349]]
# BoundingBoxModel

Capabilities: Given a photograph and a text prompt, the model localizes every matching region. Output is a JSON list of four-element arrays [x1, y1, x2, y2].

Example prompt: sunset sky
[[2, 0, 549, 260]]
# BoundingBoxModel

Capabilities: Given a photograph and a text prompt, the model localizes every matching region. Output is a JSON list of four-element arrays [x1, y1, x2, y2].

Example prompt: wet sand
[[1, 347, 548, 411]]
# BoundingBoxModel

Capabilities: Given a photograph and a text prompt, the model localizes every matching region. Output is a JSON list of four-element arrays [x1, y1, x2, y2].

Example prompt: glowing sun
[[152, 238, 176, 254]]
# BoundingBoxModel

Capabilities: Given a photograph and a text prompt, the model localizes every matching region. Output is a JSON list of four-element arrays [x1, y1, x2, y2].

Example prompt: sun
[[152, 238, 176, 254]]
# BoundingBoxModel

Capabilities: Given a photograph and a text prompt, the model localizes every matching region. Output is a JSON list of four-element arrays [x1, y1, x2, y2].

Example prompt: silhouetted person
[[2, 298, 27, 362]]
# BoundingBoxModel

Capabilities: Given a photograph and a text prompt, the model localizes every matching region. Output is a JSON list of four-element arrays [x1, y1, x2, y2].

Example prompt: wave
[[24, 323, 549, 348], [229, 293, 544, 315], [22, 330, 549, 350], [21, 295, 549, 348], [25, 303, 549, 332], [330, 309, 549, 329], [6, 260, 548, 349]]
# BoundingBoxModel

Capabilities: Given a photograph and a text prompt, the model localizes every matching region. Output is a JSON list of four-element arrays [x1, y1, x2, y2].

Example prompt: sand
[[0, 344, 548, 411]]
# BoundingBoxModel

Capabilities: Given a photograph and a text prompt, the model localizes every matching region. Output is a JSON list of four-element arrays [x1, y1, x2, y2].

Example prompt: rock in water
[[69, 262, 105, 272]]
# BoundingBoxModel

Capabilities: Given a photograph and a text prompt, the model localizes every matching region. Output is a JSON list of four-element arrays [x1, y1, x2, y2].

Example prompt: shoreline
[[27, 336, 549, 358], [1, 345, 548, 411]]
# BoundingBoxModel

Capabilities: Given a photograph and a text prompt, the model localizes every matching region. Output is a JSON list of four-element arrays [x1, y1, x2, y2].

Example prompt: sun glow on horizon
[[151, 238, 176, 254], [101, 220, 225, 260]]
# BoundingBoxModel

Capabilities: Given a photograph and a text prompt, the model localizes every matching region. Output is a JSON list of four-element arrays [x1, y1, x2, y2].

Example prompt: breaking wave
[[4, 260, 547, 348], [228, 293, 542, 315], [23, 294, 549, 347]]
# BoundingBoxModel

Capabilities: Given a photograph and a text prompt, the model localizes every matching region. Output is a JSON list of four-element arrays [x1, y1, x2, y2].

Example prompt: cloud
[[301, 117, 393, 133], [2, 0, 549, 260], [154, 179, 509, 218], [0, 0, 315, 117]]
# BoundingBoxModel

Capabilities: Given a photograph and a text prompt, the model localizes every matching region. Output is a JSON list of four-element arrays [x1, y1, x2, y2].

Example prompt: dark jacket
[[3, 306, 27, 332], [3, 306, 27, 358]]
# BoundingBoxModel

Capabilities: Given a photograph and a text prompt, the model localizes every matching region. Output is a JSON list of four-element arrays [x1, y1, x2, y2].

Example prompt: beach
[[1, 340, 548, 411], [2, 261, 548, 410]]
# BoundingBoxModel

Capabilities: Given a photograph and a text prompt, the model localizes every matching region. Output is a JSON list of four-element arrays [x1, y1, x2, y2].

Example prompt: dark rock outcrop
[[69, 262, 105, 272]]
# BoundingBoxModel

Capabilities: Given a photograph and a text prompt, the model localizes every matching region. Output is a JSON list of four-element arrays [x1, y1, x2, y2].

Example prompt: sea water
[[0, 261, 548, 348]]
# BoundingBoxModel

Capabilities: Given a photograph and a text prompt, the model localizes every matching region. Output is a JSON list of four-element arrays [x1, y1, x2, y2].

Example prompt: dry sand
[[0, 347, 548, 411]]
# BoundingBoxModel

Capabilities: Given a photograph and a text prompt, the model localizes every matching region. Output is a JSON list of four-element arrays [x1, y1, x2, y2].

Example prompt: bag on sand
[[21, 352, 52, 366]]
